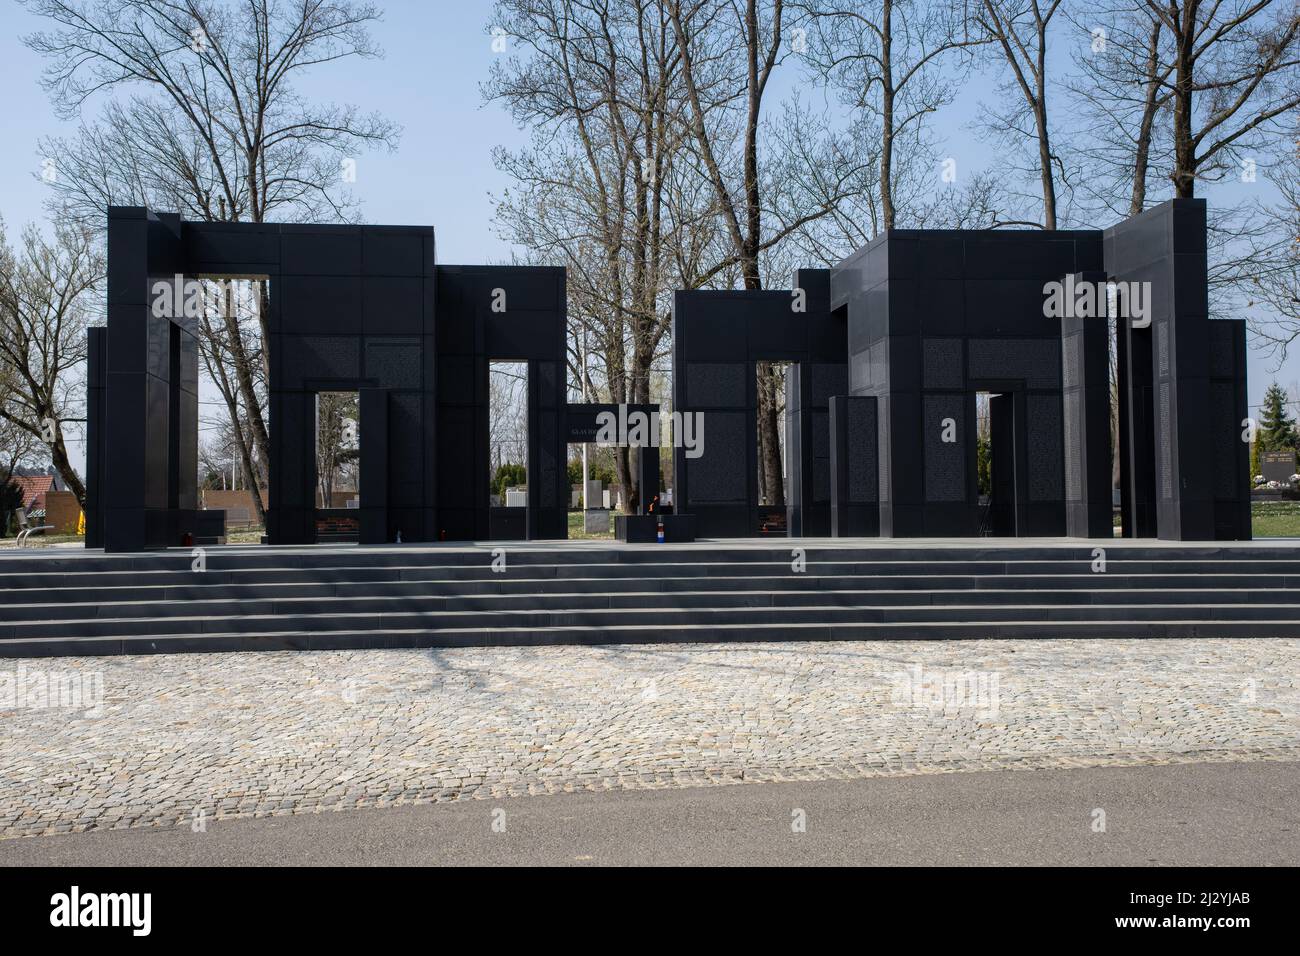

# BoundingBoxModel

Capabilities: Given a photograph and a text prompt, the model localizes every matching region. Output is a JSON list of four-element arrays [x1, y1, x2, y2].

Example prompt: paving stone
[[1, 640, 1297, 838]]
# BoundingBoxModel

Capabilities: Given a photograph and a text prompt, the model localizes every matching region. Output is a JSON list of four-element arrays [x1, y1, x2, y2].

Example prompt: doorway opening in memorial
[[568, 441, 619, 537], [314, 390, 360, 542], [975, 389, 1020, 536], [489, 360, 529, 539], [756, 360, 793, 535]]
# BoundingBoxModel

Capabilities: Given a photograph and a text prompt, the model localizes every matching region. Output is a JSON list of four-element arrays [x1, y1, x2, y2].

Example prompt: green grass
[[566, 509, 621, 540], [1252, 500, 1300, 537], [223, 529, 263, 543]]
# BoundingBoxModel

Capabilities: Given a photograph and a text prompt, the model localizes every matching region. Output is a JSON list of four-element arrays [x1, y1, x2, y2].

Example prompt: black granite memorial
[[1108, 200, 1250, 540], [565, 402, 661, 515], [671, 269, 846, 539], [673, 200, 1246, 541], [88, 198, 1249, 550], [90, 206, 568, 551]]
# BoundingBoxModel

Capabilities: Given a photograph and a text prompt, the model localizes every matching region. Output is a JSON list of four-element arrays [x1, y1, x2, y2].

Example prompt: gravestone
[[1260, 449, 1296, 484]]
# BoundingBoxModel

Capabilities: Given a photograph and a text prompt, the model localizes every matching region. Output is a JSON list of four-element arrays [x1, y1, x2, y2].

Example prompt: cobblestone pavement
[[1, 639, 1298, 838]]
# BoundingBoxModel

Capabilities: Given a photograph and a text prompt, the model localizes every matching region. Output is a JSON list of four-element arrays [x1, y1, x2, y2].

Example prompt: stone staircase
[[1, 543, 1299, 656]]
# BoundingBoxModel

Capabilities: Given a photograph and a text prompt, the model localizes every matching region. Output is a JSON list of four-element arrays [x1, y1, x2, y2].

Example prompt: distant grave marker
[[1260, 449, 1296, 484]]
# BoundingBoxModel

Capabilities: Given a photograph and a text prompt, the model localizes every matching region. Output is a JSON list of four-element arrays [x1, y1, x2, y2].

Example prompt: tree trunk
[[219, 281, 271, 473], [198, 298, 266, 526], [757, 362, 785, 506], [232, 414, 266, 526], [1128, 20, 1163, 216], [880, 0, 896, 230], [1035, 100, 1057, 229], [48, 423, 86, 507], [1171, 4, 1197, 198]]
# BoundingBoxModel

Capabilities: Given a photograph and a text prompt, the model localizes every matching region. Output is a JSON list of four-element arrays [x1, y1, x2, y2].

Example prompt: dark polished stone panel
[[968, 338, 1061, 389], [847, 397, 878, 502], [689, 411, 747, 503], [1026, 393, 1063, 502], [923, 338, 963, 389], [923, 394, 966, 502], [810, 363, 847, 407], [364, 337, 422, 390], [284, 336, 361, 386], [687, 363, 747, 408]]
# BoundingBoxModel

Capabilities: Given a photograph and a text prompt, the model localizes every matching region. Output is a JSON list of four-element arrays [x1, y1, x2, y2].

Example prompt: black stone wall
[[435, 265, 568, 541], [90, 200, 1245, 549], [84, 327, 107, 549], [1105, 199, 1250, 540], [831, 228, 1106, 537], [101, 208, 198, 551], [94, 208, 566, 550], [671, 269, 846, 538]]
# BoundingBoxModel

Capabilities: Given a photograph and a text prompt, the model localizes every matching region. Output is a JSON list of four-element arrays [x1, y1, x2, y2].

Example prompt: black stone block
[[963, 237, 1080, 279], [185, 222, 281, 269], [281, 229, 362, 275], [918, 280, 966, 334], [487, 309, 563, 356], [105, 305, 148, 375], [278, 276, 364, 334], [362, 277, 424, 334], [918, 237, 964, 279], [362, 230, 427, 277], [108, 218, 149, 306]]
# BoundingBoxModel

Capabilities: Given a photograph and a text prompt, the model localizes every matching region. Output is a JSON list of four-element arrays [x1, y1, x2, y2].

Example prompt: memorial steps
[[1, 543, 1298, 656]]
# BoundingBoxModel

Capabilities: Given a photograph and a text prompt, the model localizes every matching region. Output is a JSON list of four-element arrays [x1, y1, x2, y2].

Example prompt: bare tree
[[25, 0, 399, 518], [486, 0, 713, 503], [314, 391, 358, 508], [489, 2, 866, 507], [488, 362, 528, 479], [1244, 133, 1300, 358], [0, 219, 103, 506], [800, 0, 987, 230], [0, 366, 43, 536], [1066, 3, 1175, 220], [974, 0, 1067, 228], [197, 420, 238, 491], [1142, 0, 1299, 199], [196, 279, 267, 522], [668, 0, 864, 504]]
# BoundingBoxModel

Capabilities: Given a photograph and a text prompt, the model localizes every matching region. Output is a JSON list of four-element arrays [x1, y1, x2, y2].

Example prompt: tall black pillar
[[85, 327, 107, 549], [103, 207, 183, 551], [359, 388, 390, 543], [1106, 199, 1223, 540], [1061, 271, 1115, 538]]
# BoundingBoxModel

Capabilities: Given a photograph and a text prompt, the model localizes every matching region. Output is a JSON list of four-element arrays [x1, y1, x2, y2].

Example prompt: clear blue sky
[[2, 0, 1295, 476]]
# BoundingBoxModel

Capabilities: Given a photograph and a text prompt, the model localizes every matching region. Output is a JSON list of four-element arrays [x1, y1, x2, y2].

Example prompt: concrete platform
[[5, 534, 1300, 563]]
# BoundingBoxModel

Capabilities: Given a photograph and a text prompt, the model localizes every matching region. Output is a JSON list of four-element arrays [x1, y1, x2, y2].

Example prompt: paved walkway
[[1, 639, 1298, 838], [4, 762, 1296, 866]]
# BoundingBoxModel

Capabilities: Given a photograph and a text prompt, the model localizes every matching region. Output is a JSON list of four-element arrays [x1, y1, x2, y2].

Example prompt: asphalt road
[[3, 760, 1297, 866]]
